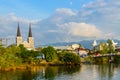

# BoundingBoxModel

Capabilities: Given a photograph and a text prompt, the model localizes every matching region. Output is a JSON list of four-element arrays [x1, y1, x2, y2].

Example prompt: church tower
[[27, 23, 34, 49], [16, 23, 22, 46]]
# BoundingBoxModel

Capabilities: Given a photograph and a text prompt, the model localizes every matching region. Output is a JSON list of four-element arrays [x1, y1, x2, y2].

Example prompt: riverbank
[[0, 65, 28, 72], [39, 60, 81, 66], [0, 60, 81, 72]]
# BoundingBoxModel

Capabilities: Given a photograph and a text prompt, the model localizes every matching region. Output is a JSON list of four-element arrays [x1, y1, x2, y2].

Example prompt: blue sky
[[0, 0, 120, 46], [0, 0, 93, 19]]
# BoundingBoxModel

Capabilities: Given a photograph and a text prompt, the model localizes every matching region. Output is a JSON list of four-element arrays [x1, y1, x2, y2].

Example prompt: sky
[[0, 0, 120, 46]]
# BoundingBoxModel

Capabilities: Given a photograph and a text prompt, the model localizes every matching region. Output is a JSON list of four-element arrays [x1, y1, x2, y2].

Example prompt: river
[[0, 64, 120, 80]]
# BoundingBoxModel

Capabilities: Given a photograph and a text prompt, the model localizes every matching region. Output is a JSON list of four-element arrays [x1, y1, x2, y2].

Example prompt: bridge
[[91, 53, 120, 58]]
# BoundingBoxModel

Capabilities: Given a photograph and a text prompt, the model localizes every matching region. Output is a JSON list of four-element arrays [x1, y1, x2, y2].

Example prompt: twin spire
[[28, 23, 32, 37], [17, 23, 21, 36], [17, 23, 32, 37]]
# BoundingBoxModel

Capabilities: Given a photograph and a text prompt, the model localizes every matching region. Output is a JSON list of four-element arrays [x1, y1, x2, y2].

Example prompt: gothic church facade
[[16, 23, 34, 50]]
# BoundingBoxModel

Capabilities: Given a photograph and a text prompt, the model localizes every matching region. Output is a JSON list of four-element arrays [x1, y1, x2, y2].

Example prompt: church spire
[[28, 23, 32, 37], [93, 40, 97, 47], [17, 23, 21, 36]]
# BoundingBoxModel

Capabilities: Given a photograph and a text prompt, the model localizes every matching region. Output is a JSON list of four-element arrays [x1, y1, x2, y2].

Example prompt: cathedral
[[16, 23, 34, 50]]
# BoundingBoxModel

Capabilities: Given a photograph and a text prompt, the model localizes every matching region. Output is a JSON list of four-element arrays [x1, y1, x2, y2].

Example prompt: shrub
[[58, 52, 80, 64]]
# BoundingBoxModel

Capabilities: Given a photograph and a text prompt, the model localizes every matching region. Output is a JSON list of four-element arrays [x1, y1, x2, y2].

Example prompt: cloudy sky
[[0, 0, 120, 46]]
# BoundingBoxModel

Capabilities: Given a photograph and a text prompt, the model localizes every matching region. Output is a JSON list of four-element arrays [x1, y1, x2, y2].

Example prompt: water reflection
[[1, 64, 120, 80], [0, 66, 80, 80], [44, 66, 58, 80], [44, 65, 81, 80], [98, 64, 114, 80]]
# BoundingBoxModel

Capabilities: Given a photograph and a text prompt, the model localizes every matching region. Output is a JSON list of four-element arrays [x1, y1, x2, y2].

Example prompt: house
[[77, 48, 89, 57]]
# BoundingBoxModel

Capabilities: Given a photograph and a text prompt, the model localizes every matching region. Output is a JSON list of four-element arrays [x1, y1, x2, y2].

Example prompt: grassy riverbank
[[0, 60, 81, 72]]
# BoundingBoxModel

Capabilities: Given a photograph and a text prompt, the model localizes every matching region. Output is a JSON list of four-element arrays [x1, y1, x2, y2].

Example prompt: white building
[[16, 23, 34, 50]]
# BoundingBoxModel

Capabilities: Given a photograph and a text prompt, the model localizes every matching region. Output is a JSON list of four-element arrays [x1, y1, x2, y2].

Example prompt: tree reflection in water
[[2, 64, 120, 80], [58, 65, 81, 74], [44, 65, 81, 80], [98, 64, 115, 80]]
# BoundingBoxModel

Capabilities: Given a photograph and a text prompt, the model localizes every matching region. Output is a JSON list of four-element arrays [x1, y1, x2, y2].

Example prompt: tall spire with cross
[[16, 22, 22, 46], [17, 23, 21, 36], [28, 23, 32, 37], [27, 23, 34, 49]]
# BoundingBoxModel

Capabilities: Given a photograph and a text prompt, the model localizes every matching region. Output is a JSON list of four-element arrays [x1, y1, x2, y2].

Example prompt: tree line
[[0, 44, 81, 70]]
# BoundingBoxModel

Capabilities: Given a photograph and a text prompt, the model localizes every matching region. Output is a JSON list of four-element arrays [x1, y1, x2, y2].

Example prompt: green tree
[[17, 44, 40, 64], [0, 45, 22, 67], [63, 52, 80, 64], [99, 42, 108, 54], [107, 39, 115, 53], [6, 45, 22, 66], [58, 51, 80, 64], [41, 46, 57, 62], [0, 45, 6, 55]]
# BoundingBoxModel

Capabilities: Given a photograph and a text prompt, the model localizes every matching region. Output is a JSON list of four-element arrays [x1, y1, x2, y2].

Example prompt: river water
[[0, 64, 120, 80]]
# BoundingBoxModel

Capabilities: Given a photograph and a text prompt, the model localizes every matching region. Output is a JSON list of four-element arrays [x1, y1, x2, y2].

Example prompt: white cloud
[[82, 0, 106, 9], [2, 0, 120, 45], [27, 0, 120, 43], [79, 10, 93, 17], [56, 8, 77, 16], [82, 0, 120, 18], [78, 0, 120, 38], [58, 22, 102, 38], [8, 13, 40, 24], [47, 30, 58, 33], [0, 13, 40, 30], [0, 13, 41, 43], [104, 33, 115, 39]]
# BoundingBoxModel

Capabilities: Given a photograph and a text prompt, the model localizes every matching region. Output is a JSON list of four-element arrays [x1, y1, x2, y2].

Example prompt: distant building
[[93, 40, 97, 47], [94, 39, 118, 51], [16, 23, 34, 50], [67, 44, 80, 50], [112, 40, 118, 50], [99, 43, 107, 50], [77, 48, 89, 57]]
